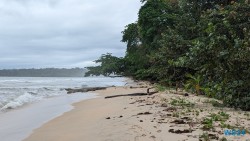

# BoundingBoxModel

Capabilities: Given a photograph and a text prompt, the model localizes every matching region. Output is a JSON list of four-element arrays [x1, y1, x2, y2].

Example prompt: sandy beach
[[24, 82, 250, 141]]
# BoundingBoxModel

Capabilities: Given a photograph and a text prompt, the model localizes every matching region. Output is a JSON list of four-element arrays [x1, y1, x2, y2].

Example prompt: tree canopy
[[85, 0, 250, 110]]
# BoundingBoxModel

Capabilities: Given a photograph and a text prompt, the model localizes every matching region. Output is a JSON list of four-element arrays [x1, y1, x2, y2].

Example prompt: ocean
[[0, 76, 127, 141], [0, 77, 126, 111]]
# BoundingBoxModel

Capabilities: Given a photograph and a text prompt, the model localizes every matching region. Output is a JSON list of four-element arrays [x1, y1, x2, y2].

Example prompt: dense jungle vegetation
[[85, 0, 250, 110]]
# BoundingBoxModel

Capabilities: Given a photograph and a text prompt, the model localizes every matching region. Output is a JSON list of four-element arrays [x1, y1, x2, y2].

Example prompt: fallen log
[[65, 87, 108, 94], [104, 91, 158, 99], [129, 86, 148, 89]]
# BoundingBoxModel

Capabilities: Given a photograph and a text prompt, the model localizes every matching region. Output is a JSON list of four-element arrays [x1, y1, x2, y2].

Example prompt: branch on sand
[[105, 88, 158, 99]]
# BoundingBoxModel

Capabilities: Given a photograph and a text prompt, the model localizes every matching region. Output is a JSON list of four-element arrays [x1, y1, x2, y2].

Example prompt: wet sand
[[0, 93, 97, 141]]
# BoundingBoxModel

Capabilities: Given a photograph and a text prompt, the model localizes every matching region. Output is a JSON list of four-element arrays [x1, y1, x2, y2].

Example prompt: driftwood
[[65, 87, 108, 94], [104, 92, 158, 99], [109, 75, 123, 78], [105, 88, 158, 99], [105, 88, 157, 99], [129, 86, 148, 89]]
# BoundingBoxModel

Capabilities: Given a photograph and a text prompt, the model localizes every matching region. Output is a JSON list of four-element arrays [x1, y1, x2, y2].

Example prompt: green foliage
[[210, 100, 224, 107], [184, 74, 202, 95], [218, 111, 229, 120], [201, 83, 222, 98], [122, 23, 140, 52], [199, 132, 210, 141], [155, 84, 168, 92], [84, 53, 124, 77], [209, 112, 229, 122], [220, 121, 234, 129], [85, 0, 250, 110], [202, 111, 230, 130], [184, 3, 250, 110], [170, 98, 195, 108], [202, 118, 214, 130], [138, 0, 179, 45]]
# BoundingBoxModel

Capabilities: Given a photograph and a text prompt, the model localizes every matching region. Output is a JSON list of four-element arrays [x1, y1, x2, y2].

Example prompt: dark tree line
[[0, 68, 87, 77], [86, 0, 250, 110]]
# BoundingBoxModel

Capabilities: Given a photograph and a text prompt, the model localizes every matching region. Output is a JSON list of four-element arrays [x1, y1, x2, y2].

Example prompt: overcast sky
[[0, 0, 141, 69]]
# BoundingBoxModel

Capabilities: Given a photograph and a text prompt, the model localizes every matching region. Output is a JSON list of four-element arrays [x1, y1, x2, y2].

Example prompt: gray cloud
[[0, 0, 141, 69]]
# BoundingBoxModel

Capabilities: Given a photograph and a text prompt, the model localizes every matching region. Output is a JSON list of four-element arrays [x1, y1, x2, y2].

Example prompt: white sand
[[23, 84, 250, 141]]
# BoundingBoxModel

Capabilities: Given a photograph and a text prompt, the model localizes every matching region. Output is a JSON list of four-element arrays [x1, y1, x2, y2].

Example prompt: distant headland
[[0, 68, 87, 77]]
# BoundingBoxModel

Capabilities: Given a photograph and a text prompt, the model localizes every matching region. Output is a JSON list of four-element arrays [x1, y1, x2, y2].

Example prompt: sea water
[[0, 77, 127, 141], [0, 77, 126, 111]]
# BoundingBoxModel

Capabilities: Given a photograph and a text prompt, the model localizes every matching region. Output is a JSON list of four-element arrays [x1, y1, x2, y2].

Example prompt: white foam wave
[[0, 77, 127, 111], [1, 93, 42, 111]]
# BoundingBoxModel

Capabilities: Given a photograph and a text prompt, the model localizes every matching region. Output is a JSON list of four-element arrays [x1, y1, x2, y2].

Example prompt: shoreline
[[0, 93, 97, 141], [23, 86, 148, 141], [24, 82, 250, 141]]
